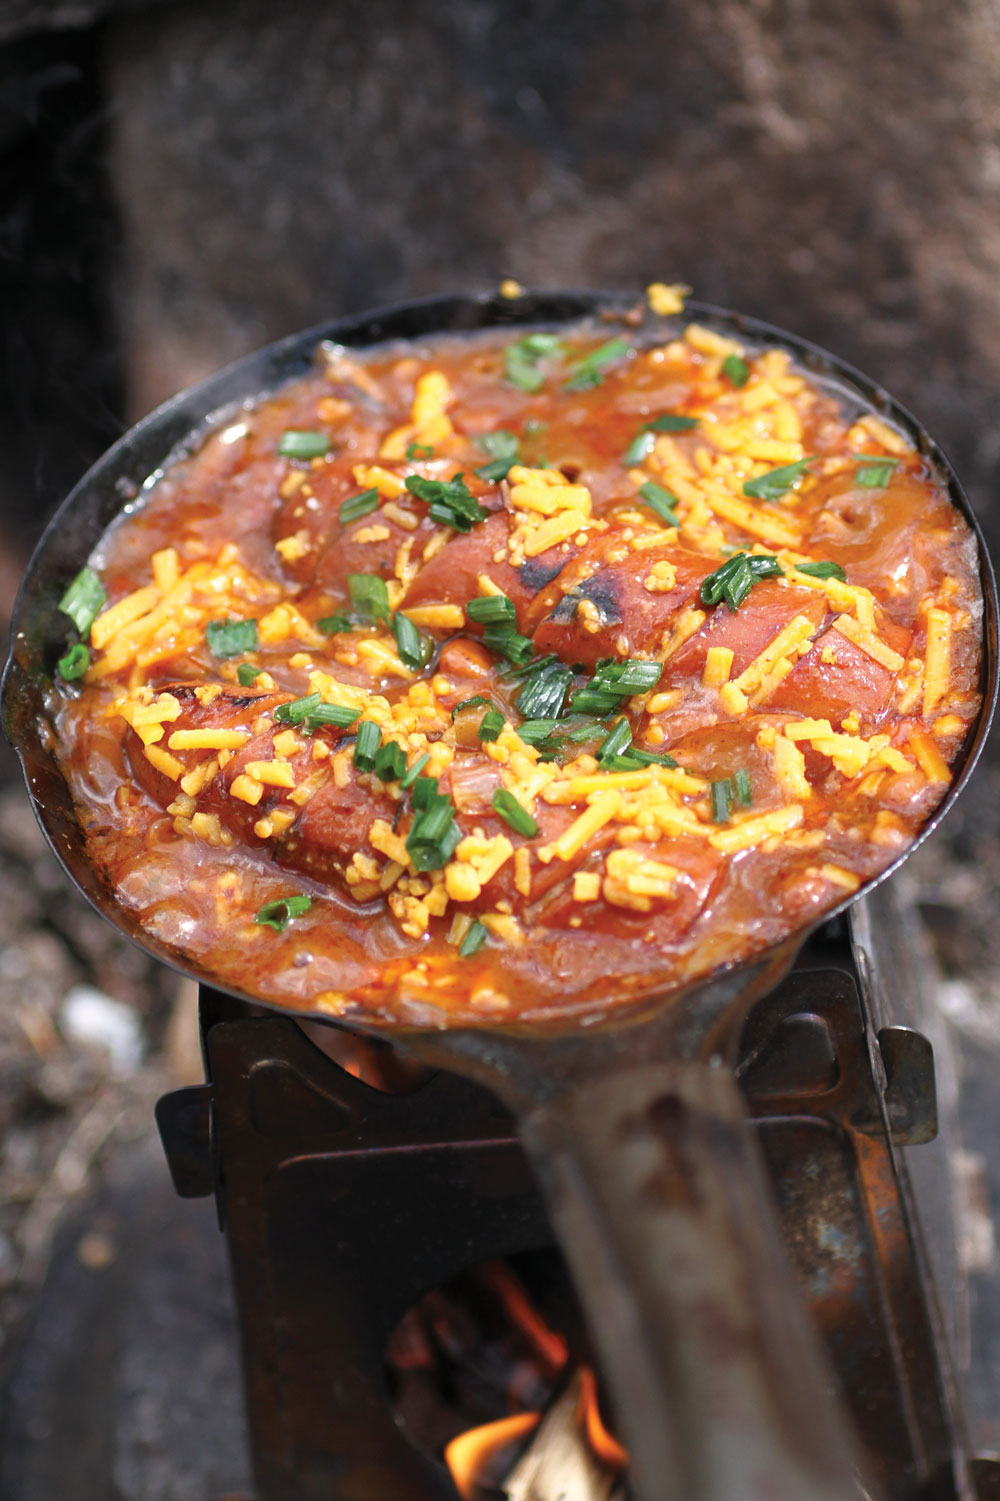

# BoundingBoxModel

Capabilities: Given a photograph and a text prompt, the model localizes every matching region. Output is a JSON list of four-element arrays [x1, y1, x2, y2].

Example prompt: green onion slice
[[795, 560, 847, 581], [278, 430, 330, 459], [206, 617, 259, 659], [347, 573, 391, 624], [237, 663, 263, 686], [392, 612, 431, 671], [855, 457, 899, 489], [254, 895, 312, 931], [467, 593, 517, 625], [623, 430, 656, 465], [638, 481, 681, 526], [570, 658, 662, 714], [459, 920, 488, 958], [340, 488, 379, 524], [399, 753, 430, 788], [743, 458, 814, 503], [699, 553, 783, 612], [404, 473, 487, 532], [516, 658, 574, 720], [478, 707, 505, 742], [645, 413, 698, 432], [597, 718, 632, 764], [353, 719, 381, 773], [374, 741, 407, 781], [483, 624, 535, 665], [710, 778, 734, 823], [475, 429, 519, 482], [57, 642, 91, 680], [734, 768, 753, 806], [317, 613, 353, 635], [410, 774, 439, 809], [492, 788, 539, 838], [406, 441, 433, 460], [505, 333, 565, 392], [58, 567, 107, 637], [722, 354, 750, 387], [564, 337, 631, 392]]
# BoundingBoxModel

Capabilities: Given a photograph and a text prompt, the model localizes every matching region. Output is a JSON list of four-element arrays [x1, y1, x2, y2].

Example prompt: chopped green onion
[[58, 567, 107, 637], [353, 719, 381, 773], [855, 457, 899, 489], [274, 692, 322, 724], [411, 775, 439, 809], [478, 707, 505, 742], [505, 333, 565, 392], [347, 573, 391, 624], [597, 718, 632, 764], [400, 753, 430, 788], [645, 413, 698, 433], [254, 895, 312, 931], [459, 920, 488, 958], [628, 747, 679, 769], [278, 430, 330, 459], [699, 553, 783, 612], [317, 613, 353, 635], [564, 337, 631, 392], [561, 719, 604, 743], [237, 663, 263, 686], [638, 481, 681, 526], [479, 429, 519, 459], [722, 354, 749, 388], [392, 612, 431, 671], [483, 623, 535, 665], [710, 778, 734, 823], [517, 718, 563, 746], [795, 560, 847, 581], [374, 740, 408, 781], [743, 458, 814, 503], [57, 642, 90, 680], [479, 429, 520, 459], [407, 789, 460, 871], [404, 473, 487, 532], [274, 693, 360, 731], [570, 658, 662, 714], [515, 659, 574, 720], [734, 768, 753, 806], [476, 457, 516, 482], [492, 788, 539, 838], [340, 488, 379, 524], [406, 441, 433, 460], [300, 703, 360, 732], [467, 593, 517, 625], [452, 695, 493, 717], [623, 430, 656, 465], [206, 617, 259, 659]]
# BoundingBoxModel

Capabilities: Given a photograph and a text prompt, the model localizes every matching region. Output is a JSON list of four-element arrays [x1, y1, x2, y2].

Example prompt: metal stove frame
[[156, 911, 998, 1501]]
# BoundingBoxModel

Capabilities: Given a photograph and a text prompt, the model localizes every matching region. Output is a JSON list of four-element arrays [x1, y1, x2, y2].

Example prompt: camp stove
[[155, 885, 1000, 1501]]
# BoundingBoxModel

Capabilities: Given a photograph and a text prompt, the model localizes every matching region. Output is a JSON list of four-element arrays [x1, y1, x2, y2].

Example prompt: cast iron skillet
[[4, 292, 997, 1501]]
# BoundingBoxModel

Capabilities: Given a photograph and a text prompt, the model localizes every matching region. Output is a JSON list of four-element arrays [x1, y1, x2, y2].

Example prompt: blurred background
[[1, 2, 1000, 1496]]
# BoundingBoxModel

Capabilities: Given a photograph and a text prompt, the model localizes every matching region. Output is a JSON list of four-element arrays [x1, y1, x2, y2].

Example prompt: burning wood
[[444, 1367, 628, 1501], [504, 1368, 626, 1501]]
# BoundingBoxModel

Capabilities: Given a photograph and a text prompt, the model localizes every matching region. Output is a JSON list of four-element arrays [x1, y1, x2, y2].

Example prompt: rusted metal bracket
[[155, 1084, 213, 1198]]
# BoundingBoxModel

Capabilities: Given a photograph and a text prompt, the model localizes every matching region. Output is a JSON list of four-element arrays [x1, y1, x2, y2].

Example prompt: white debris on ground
[[61, 985, 145, 1076]]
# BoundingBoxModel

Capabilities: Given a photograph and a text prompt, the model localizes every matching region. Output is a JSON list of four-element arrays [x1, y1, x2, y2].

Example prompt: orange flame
[[481, 1261, 569, 1374], [577, 1366, 627, 1469], [444, 1410, 540, 1499]]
